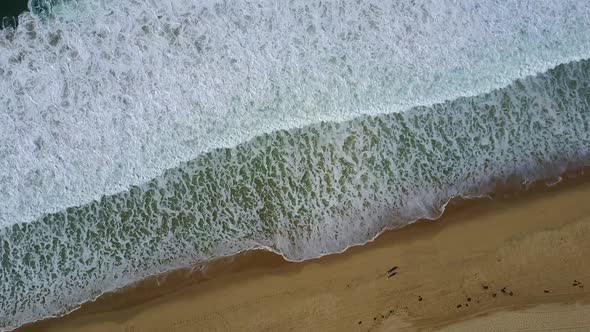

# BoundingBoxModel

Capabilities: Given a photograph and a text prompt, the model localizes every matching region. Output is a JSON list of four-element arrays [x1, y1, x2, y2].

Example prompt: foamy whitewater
[[1, 0, 590, 329]]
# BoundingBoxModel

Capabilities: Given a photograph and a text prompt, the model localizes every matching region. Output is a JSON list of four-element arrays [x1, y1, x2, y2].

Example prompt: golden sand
[[20, 172, 590, 331]]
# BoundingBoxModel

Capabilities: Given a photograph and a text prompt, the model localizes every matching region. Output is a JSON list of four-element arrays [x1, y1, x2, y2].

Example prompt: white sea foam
[[2, 2, 590, 329], [2, 55, 590, 330], [1, 0, 590, 228]]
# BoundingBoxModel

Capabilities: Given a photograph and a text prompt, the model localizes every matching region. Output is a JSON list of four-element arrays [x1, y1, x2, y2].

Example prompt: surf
[[2, 0, 590, 228], [2, 56, 590, 330]]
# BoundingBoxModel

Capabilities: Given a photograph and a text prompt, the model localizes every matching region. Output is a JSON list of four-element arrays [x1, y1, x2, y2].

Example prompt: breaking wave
[[2, 0, 590, 330]]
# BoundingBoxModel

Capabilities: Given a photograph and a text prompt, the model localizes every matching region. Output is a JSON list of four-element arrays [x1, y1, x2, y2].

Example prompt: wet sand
[[19, 170, 590, 331]]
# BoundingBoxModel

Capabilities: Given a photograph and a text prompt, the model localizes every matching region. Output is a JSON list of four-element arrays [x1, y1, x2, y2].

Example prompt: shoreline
[[17, 167, 590, 331]]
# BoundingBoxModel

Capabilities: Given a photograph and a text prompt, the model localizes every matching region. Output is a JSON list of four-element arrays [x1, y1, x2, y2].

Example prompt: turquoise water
[[1, 0, 590, 330]]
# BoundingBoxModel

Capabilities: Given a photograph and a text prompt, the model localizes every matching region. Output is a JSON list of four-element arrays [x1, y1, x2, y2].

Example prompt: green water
[[1, 58, 589, 330]]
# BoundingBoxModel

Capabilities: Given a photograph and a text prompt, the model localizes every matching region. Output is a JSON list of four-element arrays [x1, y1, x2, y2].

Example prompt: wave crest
[[2, 0, 590, 226], [2, 57, 590, 330]]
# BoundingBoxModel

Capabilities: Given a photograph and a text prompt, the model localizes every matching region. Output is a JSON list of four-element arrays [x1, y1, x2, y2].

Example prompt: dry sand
[[19, 172, 590, 332]]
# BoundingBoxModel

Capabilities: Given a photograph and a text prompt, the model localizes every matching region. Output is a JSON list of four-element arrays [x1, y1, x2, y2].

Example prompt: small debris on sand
[[386, 266, 399, 274]]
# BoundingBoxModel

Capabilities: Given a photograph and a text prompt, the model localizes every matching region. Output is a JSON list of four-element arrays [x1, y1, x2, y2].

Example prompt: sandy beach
[[18, 171, 590, 332]]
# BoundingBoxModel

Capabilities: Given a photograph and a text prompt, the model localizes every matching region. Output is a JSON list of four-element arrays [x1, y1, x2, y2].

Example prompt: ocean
[[1, 0, 590, 330]]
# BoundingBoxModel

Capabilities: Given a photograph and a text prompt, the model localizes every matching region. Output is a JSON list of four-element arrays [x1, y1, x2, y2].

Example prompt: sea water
[[1, 0, 590, 329]]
